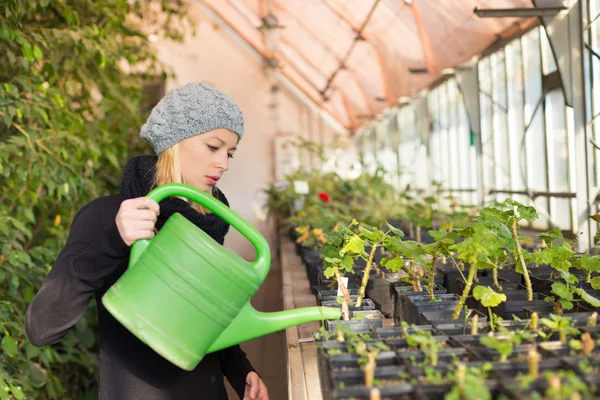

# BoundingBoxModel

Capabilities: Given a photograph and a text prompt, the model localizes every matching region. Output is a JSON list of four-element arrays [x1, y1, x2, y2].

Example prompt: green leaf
[[581, 255, 600, 273], [551, 282, 573, 301], [10, 386, 24, 400], [340, 235, 364, 255], [517, 205, 538, 221], [25, 363, 46, 388], [32, 45, 43, 60], [575, 288, 600, 307], [536, 228, 563, 245], [473, 285, 507, 307], [385, 222, 404, 237], [324, 232, 343, 246], [2, 334, 18, 357], [358, 226, 380, 242], [322, 244, 339, 259], [590, 276, 600, 290], [381, 258, 404, 273], [559, 299, 574, 310]]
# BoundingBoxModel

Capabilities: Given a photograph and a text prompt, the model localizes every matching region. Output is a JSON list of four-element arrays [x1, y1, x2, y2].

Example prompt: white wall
[[152, 0, 346, 260]]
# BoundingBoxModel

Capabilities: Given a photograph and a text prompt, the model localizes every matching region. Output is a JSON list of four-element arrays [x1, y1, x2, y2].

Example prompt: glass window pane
[[506, 39, 526, 191], [479, 57, 496, 192], [541, 27, 557, 75], [523, 29, 548, 192], [545, 90, 569, 193], [492, 51, 510, 190]]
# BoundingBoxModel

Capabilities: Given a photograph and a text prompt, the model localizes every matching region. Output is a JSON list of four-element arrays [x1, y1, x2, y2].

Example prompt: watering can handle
[[129, 183, 270, 282]]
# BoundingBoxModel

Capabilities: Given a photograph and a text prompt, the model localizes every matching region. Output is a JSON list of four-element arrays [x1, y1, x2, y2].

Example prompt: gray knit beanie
[[140, 82, 244, 155]]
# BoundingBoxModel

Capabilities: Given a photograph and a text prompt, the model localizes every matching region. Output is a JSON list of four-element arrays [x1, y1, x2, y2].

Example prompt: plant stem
[[453, 262, 476, 319], [471, 314, 479, 335], [456, 363, 467, 400], [430, 342, 438, 366], [586, 270, 592, 284], [427, 255, 438, 301], [364, 352, 376, 388], [559, 327, 566, 343], [531, 312, 538, 332], [335, 269, 351, 321], [488, 307, 495, 332], [528, 349, 540, 379], [588, 312, 598, 327], [416, 225, 421, 243], [492, 266, 502, 291], [401, 260, 422, 292], [511, 213, 533, 301], [356, 245, 378, 307], [369, 388, 381, 400]]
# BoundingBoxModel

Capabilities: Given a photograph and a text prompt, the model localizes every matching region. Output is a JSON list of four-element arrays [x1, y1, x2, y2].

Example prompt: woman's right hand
[[115, 197, 160, 246]]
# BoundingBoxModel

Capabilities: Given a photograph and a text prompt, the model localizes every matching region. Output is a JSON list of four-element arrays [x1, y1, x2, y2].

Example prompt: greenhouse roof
[[202, 0, 540, 132]]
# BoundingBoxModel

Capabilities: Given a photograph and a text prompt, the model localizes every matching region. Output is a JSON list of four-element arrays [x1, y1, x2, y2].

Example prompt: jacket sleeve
[[219, 345, 257, 399], [25, 201, 130, 347]]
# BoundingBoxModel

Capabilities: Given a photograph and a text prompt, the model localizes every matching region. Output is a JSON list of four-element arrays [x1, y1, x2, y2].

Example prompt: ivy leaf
[[551, 282, 573, 301], [473, 285, 507, 307], [428, 229, 449, 242], [386, 222, 404, 237], [2, 334, 18, 357], [340, 235, 364, 255], [575, 288, 600, 308]]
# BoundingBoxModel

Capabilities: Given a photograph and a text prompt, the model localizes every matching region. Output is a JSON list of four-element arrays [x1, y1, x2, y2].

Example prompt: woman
[[25, 83, 269, 400]]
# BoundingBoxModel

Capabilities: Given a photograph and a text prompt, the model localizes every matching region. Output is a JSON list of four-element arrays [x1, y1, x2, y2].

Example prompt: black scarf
[[120, 155, 230, 245]]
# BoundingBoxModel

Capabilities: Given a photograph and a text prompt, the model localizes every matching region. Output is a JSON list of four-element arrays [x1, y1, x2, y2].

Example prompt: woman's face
[[178, 128, 239, 192]]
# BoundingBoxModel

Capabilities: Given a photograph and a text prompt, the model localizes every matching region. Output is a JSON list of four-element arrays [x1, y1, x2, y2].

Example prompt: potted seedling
[[472, 285, 506, 332], [538, 314, 580, 344]]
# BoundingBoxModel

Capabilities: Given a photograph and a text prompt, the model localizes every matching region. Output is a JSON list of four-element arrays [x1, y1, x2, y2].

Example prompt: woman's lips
[[206, 176, 220, 186]]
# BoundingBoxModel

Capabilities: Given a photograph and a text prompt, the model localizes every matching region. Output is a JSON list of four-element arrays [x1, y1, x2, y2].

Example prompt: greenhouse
[[3, 0, 600, 399]]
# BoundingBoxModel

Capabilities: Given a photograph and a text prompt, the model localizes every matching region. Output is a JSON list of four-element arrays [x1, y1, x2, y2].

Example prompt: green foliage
[[0, 0, 194, 397], [473, 286, 506, 308]]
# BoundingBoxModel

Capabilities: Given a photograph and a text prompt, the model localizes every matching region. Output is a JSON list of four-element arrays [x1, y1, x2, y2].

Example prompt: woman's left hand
[[243, 371, 269, 400]]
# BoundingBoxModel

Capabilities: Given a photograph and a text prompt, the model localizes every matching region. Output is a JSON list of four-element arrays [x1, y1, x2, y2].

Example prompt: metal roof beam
[[474, 7, 568, 18]]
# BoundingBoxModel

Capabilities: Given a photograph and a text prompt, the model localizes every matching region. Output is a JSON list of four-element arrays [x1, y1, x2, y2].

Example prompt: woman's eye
[[207, 145, 218, 151], [228, 154, 234, 159]]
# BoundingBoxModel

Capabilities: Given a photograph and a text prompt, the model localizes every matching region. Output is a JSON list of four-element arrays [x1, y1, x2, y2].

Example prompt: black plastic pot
[[397, 347, 473, 366], [326, 310, 385, 331], [331, 383, 414, 400], [420, 308, 487, 328], [327, 351, 398, 370], [494, 264, 523, 285], [376, 326, 436, 340], [435, 262, 467, 294], [330, 365, 411, 386], [321, 298, 377, 311], [490, 358, 566, 380], [382, 336, 449, 352], [404, 293, 460, 325], [492, 292, 548, 319], [317, 288, 361, 300], [413, 381, 500, 400], [393, 284, 447, 326], [365, 273, 405, 318]]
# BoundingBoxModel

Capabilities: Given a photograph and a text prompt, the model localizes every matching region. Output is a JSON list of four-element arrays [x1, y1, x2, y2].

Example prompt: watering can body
[[101, 183, 340, 371]]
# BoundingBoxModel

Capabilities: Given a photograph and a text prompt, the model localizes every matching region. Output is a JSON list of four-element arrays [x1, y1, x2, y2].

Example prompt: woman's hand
[[115, 197, 160, 246], [243, 371, 268, 400]]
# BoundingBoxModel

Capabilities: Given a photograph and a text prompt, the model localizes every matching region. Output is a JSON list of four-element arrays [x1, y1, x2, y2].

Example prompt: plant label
[[293, 180, 310, 195], [337, 277, 349, 297]]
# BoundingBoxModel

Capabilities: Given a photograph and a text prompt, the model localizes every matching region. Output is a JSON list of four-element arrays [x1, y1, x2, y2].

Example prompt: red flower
[[318, 192, 331, 202]]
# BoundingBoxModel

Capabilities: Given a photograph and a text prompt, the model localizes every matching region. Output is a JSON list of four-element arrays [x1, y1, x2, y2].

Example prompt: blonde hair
[[154, 143, 214, 214]]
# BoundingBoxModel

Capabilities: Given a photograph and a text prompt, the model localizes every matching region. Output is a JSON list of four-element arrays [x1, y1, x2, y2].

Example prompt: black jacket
[[25, 194, 255, 399]]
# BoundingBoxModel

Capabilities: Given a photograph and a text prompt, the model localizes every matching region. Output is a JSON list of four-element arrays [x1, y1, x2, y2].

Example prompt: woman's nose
[[215, 153, 229, 171]]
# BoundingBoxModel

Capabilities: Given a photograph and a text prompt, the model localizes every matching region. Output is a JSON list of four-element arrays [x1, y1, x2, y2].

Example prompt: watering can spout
[[206, 303, 340, 354]]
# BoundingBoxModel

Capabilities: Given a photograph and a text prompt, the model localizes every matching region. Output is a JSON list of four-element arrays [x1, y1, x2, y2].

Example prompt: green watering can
[[101, 183, 340, 371]]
